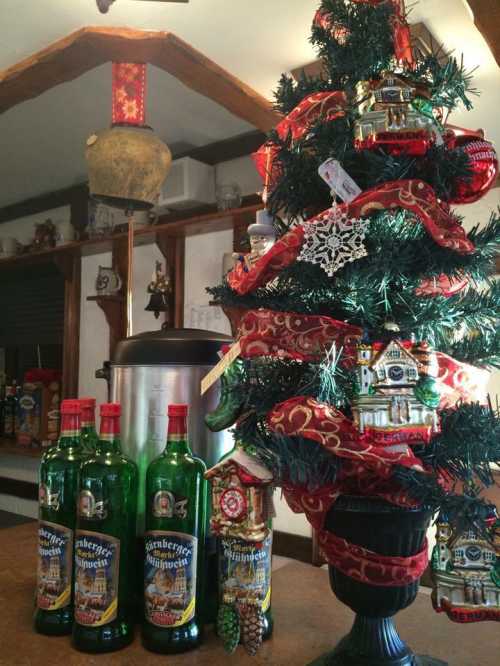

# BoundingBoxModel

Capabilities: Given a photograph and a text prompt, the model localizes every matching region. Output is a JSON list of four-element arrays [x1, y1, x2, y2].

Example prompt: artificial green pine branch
[[418, 401, 500, 487], [447, 329, 500, 369], [393, 466, 496, 535], [236, 415, 339, 491], [311, 0, 394, 87]]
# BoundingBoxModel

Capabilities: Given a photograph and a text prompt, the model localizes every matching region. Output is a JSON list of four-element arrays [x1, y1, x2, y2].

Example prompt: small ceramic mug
[[55, 220, 75, 246]]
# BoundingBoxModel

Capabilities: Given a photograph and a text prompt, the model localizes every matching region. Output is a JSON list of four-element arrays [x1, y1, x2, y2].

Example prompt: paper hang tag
[[201, 340, 241, 396], [318, 158, 362, 203]]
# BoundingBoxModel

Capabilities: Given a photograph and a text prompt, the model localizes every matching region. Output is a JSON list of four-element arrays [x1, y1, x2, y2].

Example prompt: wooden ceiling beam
[[0, 26, 281, 131], [465, 1, 500, 67]]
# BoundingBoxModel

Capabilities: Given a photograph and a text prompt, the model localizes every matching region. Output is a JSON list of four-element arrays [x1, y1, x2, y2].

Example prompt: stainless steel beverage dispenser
[[106, 328, 233, 533]]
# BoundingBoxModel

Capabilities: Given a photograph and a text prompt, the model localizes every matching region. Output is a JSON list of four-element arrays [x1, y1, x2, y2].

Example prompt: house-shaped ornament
[[431, 511, 500, 622], [205, 447, 274, 543], [354, 71, 436, 156], [352, 338, 439, 444]]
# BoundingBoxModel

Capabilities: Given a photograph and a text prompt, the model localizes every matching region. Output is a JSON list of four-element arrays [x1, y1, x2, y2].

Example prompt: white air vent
[[156, 157, 215, 210]]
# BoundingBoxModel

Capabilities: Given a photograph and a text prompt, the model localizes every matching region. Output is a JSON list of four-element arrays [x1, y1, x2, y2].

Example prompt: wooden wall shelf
[[0, 199, 262, 273]]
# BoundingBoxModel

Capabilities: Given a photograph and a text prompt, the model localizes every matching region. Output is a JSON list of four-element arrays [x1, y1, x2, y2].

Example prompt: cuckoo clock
[[205, 448, 274, 543]]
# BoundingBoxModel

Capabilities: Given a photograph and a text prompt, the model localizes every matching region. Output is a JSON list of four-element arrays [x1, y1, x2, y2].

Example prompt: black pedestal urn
[[311, 496, 447, 666]]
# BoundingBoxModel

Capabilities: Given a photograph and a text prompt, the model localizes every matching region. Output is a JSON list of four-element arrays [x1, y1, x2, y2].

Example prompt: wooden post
[[156, 232, 185, 328], [53, 251, 81, 398]]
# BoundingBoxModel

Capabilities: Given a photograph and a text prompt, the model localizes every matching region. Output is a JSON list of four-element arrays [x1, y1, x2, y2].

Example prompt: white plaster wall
[[184, 228, 233, 336], [79, 251, 112, 405], [215, 155, 262, 197]]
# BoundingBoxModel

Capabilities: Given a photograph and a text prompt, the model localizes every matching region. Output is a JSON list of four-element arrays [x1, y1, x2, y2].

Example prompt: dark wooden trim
[[175, 130, 267, 166], [56, 251, 81, 398], [0, 183, 87, 225], [0, 27, 281, 130], [111, 236, 129, 353], [87, 295, 124, 359], [0, 137, 263, 226], [155, 233, 186, 328], [466, 1, 500, 67], [0, 477, 38, 502], [273, 530, 313, 565]]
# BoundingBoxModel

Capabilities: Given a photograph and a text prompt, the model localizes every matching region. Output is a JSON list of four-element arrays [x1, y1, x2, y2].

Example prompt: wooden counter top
[[0, 523, 497, 666]]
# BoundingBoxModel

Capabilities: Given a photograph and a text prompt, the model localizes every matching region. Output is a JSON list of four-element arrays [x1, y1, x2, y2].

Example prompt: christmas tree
[[207, 0, 500, 660]]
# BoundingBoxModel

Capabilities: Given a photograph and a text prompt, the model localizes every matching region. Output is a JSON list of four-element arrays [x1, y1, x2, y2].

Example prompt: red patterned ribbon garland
[[237, 309, 362, 361], [227, 179, 474, 296], [112, 62, 146, 126], [268, 396, 426, 476], [319, 531, 428, 587], [228, 225, 304, 295], [343, 179, 474, 254], [435, 351, 490, 409], [252, 91, 347, 191]]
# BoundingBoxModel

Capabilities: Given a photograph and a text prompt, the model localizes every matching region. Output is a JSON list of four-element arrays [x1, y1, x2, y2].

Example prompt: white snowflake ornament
[[299, 206, 369, 277]]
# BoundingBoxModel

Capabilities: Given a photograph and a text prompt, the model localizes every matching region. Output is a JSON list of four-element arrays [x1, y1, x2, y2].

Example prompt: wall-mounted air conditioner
[[156, 157, 216, 210]]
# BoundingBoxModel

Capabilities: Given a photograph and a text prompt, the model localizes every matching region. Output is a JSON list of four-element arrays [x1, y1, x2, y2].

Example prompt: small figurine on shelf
[[144, 260, 171, 322], [32, 219, 57, 252], [232, 209, 276, 273], [431, 506, 500, 622]]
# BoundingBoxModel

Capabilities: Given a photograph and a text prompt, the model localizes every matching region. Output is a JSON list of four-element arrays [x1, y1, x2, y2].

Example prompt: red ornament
[[444, 126, 498, 204], [313, 9, 350, 45]]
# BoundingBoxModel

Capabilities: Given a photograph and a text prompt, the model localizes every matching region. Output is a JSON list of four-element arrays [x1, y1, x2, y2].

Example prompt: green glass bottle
[[72, 402, 138, 653], [79, 397, 98, 455], [34, 398, 83, 636], [142, 403, 207, 654]]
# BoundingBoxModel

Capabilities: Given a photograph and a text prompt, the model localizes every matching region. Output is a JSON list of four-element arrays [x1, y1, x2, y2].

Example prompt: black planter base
[[309, 655, 448, 666], [307, 616, 447, 666]]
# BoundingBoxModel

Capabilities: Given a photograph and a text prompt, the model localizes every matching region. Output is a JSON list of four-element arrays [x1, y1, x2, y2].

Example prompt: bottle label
[[152, 490, 188, 519], [78, 489, 108, 520], [3, 409, 15, 435], [219, 534, 272, 611], [39, 482, 60, 511], [74, 530, 120, 627], [36, 520, 73, 610], [144, 531, 198, 628]]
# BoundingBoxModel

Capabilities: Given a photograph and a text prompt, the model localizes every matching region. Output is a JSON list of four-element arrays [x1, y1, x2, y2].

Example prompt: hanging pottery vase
[[86, 125, 171, 210]]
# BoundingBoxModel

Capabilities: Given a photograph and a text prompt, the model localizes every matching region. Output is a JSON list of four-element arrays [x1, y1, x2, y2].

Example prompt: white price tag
[[201, 340, 241, 396], [318, 158, 362, 203]]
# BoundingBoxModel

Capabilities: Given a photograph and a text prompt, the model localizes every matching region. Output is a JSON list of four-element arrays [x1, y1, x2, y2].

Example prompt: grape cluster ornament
[[299, 206, 369, 277]]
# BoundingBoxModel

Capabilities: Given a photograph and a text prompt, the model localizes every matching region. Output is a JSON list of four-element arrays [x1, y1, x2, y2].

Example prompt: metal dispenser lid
[[112, 328, 232, 366]]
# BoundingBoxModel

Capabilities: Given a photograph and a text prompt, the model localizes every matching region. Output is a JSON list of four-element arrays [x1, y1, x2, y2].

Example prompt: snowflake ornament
[[299, 206, 369, 277]]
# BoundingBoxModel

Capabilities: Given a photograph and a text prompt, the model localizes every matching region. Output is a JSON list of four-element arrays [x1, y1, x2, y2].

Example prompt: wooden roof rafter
[[465, 1, 500, 68], [0, 26, 281, 131]]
